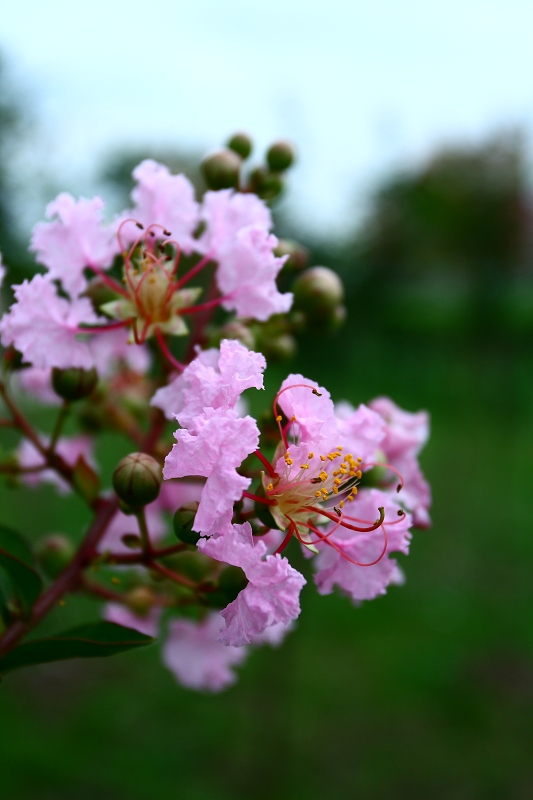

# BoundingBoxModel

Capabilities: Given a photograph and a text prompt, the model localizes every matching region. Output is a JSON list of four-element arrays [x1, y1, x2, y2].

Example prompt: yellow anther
[[319, 471, 328, 482], [357, 456, 363, 463], [333, 470, 340, 477], [333, 486, 339, 494], [290, 415, 296, 422], [308, 452, 314, 459], [285, 457, 293, 466], [315, 490, 322, 498], [353, 486, 358, 495], [275, 415, 282, 422], [333, 478, 342, 486], [339, 500, 345, 508], [337, 446, 343, 450], [300, 464, 309, 470], [339, 467, 347, 474], [320, 455, 326, 462], [266, 483, 273, 491], [356, 470, 362, 479]]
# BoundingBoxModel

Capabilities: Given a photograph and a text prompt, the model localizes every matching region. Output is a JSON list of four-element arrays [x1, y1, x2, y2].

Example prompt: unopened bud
[[52, 367, 98, 401], [112, 453, 162, 508], [201, 149, 241, 190], [126, 586, 155, 615], [227, 132, 253, 160], [121, 533, 142, 549], [259, 333, 296, 361], [266, 140, 296, 172], [293, 266, 344, 319], [83, 278, 120, 311], [250, 167, 284, 201], [217, 322, 256, 350], [36, 534, 75, 578], [173, 502, 200, 545], [274, 239, 308, 273]]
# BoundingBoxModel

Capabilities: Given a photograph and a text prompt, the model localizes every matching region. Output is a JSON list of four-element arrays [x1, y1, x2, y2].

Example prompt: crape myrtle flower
[[104, 603, 161, 638], [198, 190, 292, 321], [313, 489, 412, 601], [198, 523, 305, 646], [31, 193, 119, 298], [0, 252, 5, 289], [0, 274, 99, 370], [162, 340, 266, 536], [163, 612, 249, 692]]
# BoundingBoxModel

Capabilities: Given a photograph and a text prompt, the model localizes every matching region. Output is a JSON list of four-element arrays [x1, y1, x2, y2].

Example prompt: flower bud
[[83, 278, 120, 312], [52, 367, 98, 402], [125, 586, 156, 615], [36, 534, 76, 578], [173, 502, 200, 545], [112, 453, 162, 508], [266, 140, 296, 172], [258, 332, 296, 361], [293, 266, 344, 319], [227, 132, 253, 160], [249, 167, 284, 201], [201, 149, 242, 190], [274, 239, 309, 273], [216, 321, 256, 350]]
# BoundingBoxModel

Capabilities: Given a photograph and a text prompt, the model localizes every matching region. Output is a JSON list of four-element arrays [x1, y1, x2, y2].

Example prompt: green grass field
[[1, 331, 532, 800]]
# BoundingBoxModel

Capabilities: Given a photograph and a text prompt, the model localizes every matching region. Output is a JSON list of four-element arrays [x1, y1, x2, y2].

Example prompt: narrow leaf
[[0, 621, 154, 673], [72, 456, 100, 504], [0, 524, 35, 565], [0, 549, 42, 615]]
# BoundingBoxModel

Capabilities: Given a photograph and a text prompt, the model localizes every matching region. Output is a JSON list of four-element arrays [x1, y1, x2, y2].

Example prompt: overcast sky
[[2, 0, 533, 234]]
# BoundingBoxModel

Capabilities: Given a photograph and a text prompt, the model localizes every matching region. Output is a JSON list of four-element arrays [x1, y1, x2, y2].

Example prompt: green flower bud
[[125, 586, 156, 615], [217, 321, 256, 350], [227, 132, 253, 160], [259, 332, 296, 361], [201, 149, 242, 190], [112, 453, 162, 508], [250, 167, 284, 201], [173, 502, 200, 545], [266, 140, 296, 172], [52, 367, 98, 401], [274, 239, 309, 273], [36, 534, 76, 578], [293, 266, 345, 319]]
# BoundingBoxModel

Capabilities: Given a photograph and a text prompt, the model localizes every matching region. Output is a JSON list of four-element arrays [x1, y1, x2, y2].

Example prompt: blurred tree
[[310, 132, 533, 335]]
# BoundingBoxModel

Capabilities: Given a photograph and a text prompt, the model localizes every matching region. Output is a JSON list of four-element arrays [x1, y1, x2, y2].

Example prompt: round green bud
[[227, 132, 253, 160], [173, 502, 200, 545], [112, 453, 162, 508], [274, 239, 308, 272], [259, 333, 297, 361], [36, 534, 76, 578], [266, 140, 296, 172], [217, 321, 256, 350], [250, 168, 284, 201], [125, 586, 156, 615], [52, 367, 98, 402], [293, 266, 345, 319], [201, 149, 242, 190]]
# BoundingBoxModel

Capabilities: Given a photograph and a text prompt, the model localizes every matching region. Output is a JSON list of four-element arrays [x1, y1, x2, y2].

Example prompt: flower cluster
[[0, 140, 431, 691]]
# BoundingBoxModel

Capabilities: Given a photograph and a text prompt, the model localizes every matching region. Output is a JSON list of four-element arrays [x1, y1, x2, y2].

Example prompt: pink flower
[[89, 327, 150, 378], [151, 339, 266, 422], [370, 397, 431, 527], [0, 253, 5, 289], [99, 503, 167, 555], [198, 523, 306, 646], [16, 367, 61, 406], [31, 193, 118, 297], [313, 489, 412, 602], [335, 402, 386, 465], [163, 409, 260, 536], [127, 160, 200, 253], [104, 604, 160, 638], [0, 274, 98, 369], [200, 189, 272, 253], [215, 226, 292, 321], [163, 612, 248, 692], [277, 374, 337, 443], [17, 435, 95, 495]]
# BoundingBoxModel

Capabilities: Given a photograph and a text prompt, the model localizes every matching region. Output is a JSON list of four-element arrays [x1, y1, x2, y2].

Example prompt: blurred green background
[[1, 56, 533, 800]]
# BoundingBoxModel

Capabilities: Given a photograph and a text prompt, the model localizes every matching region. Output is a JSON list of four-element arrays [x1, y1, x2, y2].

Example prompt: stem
[[0, 497, 119, 660], [155, 328, 185, 372], [150, 561, 198, 589], [175, 253, 213, 289], [104, 543, 187, 564], [136, 508, 153, 556], [49, 401, 70, 454]]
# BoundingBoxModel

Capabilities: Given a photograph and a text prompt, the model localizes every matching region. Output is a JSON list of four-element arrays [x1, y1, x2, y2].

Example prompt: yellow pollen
[[285, 456, 293, 466], [357, 457, 363, 463], [353, 486, 358, 495], [333, 486, 339, 494], [300, 464, 309, 470], [333, 470, 340, 477], [337, 446, 343, 450], [320, 455, 326, 462], [319, 471, 328, 482], [315, 490, 322, 498], [308, 452, 314, 459], [266, 483, 273, 491], [339, 500, 345, 508], [290, 415, 296, 422], [356, 470, 362, 479], [339, 467, 347, 474], [333, 478, 342, 486], [276, 415, 282, 422]]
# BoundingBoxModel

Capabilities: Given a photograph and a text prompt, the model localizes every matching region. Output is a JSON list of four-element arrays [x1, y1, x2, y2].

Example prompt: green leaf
[[72, 455, 100, 504], [0, 526, 43, 616], [0, 621, 155, 673]]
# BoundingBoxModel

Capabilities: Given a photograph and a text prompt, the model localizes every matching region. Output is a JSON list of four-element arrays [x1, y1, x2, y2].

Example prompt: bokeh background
[[1, 2, 533, 798]]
